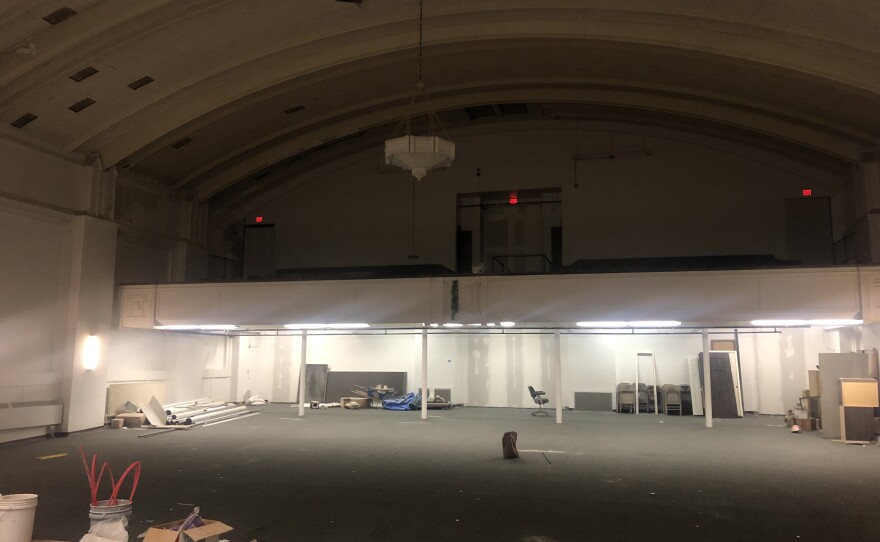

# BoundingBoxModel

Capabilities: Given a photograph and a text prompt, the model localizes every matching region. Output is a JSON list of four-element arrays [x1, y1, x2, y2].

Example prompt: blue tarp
[[382, 392, 421, 411]]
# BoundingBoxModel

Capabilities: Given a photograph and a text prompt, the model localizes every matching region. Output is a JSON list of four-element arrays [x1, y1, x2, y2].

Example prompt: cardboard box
[[795, 418, 816, 431], [143, 518, 232, 542], [339, 397, 369, 408], [808, 370, 820, 396], [115, 412, 145, 428]]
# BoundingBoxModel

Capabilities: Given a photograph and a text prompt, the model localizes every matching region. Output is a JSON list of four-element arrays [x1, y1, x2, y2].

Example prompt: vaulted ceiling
[[2, 0, 879, 210]]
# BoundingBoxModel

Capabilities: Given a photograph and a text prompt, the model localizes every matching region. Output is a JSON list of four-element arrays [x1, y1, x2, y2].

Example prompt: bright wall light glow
[[577, 321, 681, 328], [751, 319, 862, 327], [443, 323, 464, 328], [83, 335, 100, 371], [500, 321, 516, 327]]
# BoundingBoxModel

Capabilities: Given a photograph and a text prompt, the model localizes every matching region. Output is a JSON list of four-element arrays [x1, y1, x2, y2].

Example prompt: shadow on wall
[[505, 334, 524, 407], [467, 335, 489, 406], [273, 336, 293, 402], [779, 331, 807, 412]]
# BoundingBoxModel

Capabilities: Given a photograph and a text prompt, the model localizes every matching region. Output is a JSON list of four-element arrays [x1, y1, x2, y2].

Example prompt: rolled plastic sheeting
[[183, 406, 247, 425]]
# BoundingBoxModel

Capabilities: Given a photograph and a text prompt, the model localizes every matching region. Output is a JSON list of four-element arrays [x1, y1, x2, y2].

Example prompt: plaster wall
[[105, 329, 230, 404], [257, 129, 835, 271], [0, 137, 92, 212]]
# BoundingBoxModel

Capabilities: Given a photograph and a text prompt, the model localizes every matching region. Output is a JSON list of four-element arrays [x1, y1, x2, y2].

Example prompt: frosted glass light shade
[[384, 135, 455, 180]]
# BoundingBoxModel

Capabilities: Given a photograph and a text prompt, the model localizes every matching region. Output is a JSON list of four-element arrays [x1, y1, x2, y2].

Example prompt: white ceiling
[[1, 0, 878, 209]]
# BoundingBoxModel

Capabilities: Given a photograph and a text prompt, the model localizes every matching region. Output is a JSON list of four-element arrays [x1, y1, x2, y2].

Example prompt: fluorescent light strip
[[443, 323, 464, 328], [155, 325, 238, 331], [499, 321, 516, 327], [284, 323, 370, 330], [577, 321, 681, 328], [751, 319, 863, 327]]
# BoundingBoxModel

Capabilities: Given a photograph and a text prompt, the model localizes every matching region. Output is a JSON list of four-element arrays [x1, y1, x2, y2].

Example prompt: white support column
[[421, 328, 428, 421], [702, 329, 713, 428], [298, 330, 307, 417], [554, 331, 562, 424]]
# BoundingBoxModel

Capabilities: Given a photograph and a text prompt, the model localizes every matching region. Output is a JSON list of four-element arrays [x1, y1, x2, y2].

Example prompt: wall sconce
[[83, 335, 100, 371]]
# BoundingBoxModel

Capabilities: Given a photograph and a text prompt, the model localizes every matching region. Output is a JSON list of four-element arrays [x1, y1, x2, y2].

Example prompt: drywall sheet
[[818, 353, 871, 439], [574, 392, 613, 411], [106, 382, 166, 416], [324, 371, 407, 404]]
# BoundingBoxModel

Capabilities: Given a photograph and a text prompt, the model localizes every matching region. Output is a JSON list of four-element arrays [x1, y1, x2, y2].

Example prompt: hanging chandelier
[[384, 0, 455, 181]]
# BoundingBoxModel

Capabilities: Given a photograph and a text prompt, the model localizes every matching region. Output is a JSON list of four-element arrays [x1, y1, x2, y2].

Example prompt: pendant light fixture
[[384, 0, 455, 181]]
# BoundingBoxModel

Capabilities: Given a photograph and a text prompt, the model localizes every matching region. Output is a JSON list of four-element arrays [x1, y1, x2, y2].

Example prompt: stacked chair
[[661, 384, 683, 415], [616, 383, 636, 413]]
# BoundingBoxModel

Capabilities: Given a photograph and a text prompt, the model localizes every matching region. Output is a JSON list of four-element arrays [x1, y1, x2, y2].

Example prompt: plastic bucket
[[89, 499, 132, 528], [0, 493, 38, 542]]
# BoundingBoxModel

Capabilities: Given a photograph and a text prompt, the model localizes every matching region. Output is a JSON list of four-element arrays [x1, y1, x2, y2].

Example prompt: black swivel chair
[[528, 385, 550, 416]]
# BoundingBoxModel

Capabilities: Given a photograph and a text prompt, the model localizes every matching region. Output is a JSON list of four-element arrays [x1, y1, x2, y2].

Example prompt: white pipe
[[635, 351, 640, 415], [421, 328, 428, 421], [702, 329, 713, 428], [555, 331, 562, 424], [184, 405, 247, 425], [299, 330, 307, 417], [652, 354, 658, 415]]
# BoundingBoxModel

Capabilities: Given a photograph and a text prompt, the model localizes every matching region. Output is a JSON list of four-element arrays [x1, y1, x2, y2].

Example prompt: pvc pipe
[[635, 352, 639, 415], [652, 354, 659, 415], [554, 331, 562, 424], [703, 329, 713, 428], [170, 405, 229, 420], [421, 329, 428, 421], [299, 330, 307, 417], [184, 406, 247, 425]]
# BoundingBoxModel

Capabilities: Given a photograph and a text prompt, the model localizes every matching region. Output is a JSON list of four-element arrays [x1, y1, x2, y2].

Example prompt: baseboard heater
[[0, 400, 63, 431]]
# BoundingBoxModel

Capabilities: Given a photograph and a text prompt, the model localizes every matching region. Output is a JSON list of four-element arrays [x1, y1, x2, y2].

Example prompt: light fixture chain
[[418, 0, 423, 84]]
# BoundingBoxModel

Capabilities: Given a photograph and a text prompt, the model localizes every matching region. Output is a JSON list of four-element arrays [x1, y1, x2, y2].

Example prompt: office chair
[[528, 385, 550, 416]]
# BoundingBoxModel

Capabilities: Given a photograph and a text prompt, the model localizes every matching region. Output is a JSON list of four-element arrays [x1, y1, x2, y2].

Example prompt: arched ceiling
[[2, 0, 879, 210]]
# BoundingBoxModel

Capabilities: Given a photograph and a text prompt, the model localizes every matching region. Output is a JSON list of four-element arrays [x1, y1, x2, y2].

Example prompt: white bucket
[[89, 499, 132, 528], [0, 493, 38, 542]]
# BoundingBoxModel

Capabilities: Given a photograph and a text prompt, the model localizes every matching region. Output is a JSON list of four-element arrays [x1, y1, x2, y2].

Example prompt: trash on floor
[[502, 431, 518, 459], [142, 506, 233, 542]]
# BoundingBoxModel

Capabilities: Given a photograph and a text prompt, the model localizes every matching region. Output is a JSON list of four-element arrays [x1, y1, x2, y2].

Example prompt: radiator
[[0, 400, 63, 431]]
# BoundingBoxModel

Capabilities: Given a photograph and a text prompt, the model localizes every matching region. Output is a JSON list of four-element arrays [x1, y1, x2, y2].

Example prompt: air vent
[[128, 76, 154, 90], [43, 6, 77, 25], [171, 137, 193, 149], [70, 66, 98, 82], [284, 105, 305, 115], [465, 105, 497, 120], [11, 113, 37, 129], [498, 103, 528, 116], [68, 97, 95, 113]]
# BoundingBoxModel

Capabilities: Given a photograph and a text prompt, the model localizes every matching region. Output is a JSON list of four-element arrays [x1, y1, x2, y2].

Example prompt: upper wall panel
[[121, 266, 871, 329]]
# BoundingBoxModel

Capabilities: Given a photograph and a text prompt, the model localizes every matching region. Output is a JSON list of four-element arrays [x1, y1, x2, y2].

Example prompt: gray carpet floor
[[1, 405, 878, 541]]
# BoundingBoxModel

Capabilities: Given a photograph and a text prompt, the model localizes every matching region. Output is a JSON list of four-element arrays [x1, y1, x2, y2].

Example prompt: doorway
[[457, 188, 561, 274]]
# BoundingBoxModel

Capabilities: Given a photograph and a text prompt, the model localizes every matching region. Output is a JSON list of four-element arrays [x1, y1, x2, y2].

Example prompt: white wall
[[230, 329, 821, 414], [105, 329, 230, 406], [249, 127, 842, 271]]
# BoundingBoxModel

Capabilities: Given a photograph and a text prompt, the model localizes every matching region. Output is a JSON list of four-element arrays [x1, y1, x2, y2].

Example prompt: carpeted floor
[[1, 405, 878, 541]]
